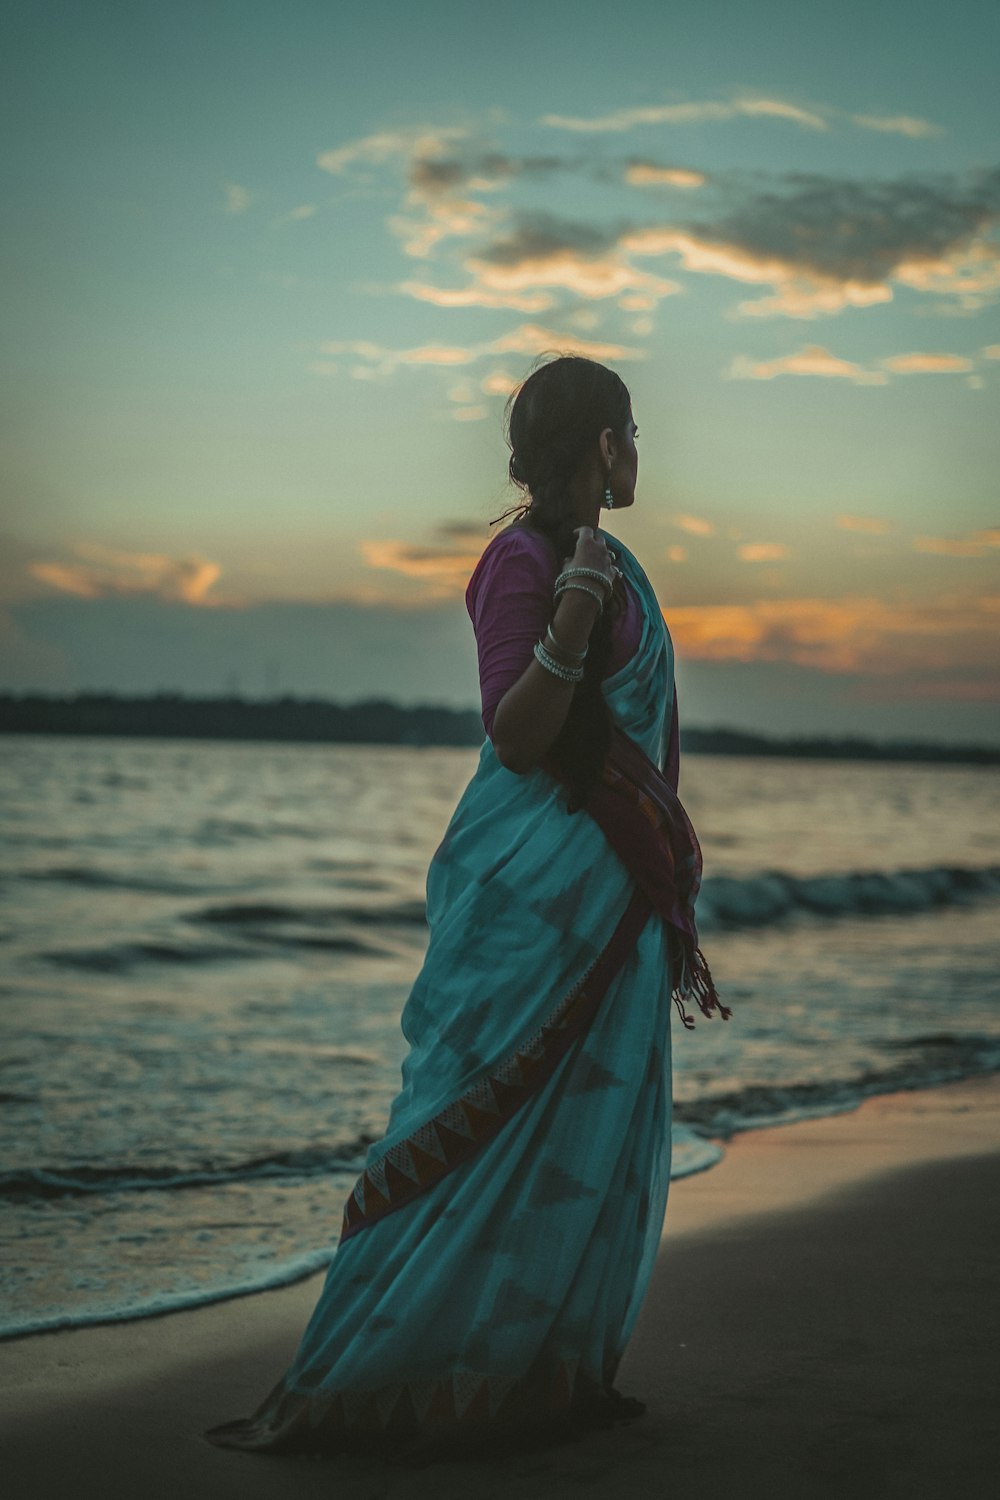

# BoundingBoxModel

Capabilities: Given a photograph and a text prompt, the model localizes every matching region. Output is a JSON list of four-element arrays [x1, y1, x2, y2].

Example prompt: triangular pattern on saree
[[339, 889, 652, 1243]]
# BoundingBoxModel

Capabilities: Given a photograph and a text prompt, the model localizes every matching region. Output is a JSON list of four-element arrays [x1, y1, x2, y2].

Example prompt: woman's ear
[[599, 426, 616, 468]]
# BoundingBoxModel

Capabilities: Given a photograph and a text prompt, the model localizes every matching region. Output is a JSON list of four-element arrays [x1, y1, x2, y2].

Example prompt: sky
[[2, 0, 999, 743]]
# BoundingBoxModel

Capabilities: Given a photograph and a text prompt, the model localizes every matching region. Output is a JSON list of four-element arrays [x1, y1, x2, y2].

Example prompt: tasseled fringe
[[671, 944, 732, 1030]]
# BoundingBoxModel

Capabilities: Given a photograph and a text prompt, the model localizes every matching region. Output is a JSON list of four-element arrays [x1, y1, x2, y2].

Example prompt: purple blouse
[[465, 524, 643, 740]]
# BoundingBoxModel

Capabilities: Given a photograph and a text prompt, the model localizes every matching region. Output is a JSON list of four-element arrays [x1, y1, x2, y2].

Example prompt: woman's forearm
[[490, 589, 602, 773]]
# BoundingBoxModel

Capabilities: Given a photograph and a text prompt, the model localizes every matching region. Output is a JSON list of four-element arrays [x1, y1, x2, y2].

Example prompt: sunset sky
[[3, 0, 998, 742]]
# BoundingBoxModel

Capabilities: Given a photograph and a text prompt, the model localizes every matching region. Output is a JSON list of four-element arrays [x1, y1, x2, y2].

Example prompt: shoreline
[[1, 1074, 998, 1497]]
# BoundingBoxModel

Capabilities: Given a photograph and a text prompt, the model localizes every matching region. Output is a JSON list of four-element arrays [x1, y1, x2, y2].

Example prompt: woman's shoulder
[[471, 521, 557, 580], [488, 519, 555, 557], [466, 521, 557, 616]]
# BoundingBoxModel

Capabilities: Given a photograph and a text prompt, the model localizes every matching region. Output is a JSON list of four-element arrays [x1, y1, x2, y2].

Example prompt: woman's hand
[[562, 526, 618, 594]]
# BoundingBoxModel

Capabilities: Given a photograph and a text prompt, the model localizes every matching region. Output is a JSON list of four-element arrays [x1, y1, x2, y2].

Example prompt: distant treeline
[[1, 691, 997, 765]]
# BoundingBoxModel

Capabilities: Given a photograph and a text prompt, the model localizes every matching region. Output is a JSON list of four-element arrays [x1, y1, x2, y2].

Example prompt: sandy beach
[[2, 1073, 998, 1500]]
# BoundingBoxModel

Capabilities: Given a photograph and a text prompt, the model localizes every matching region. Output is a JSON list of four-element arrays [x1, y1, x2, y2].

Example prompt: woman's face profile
[[613, 414, 639, 509]]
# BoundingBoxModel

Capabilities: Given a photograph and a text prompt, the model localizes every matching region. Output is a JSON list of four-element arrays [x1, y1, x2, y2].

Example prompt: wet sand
[[2, 1074, 998, 1499]]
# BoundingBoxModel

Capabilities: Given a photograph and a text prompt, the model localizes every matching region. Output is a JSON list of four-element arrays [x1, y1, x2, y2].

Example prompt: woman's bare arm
[[491, 532, 614, 774]]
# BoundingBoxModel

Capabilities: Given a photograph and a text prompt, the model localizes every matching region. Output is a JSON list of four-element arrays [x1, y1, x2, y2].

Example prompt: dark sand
[[1, 1075, 998, 1500]]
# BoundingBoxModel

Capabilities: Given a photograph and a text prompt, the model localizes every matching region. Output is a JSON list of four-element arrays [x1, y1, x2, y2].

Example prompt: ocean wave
[[0, 1244, 341, 1342], [39, 939, 262, 972], [0, 1139, 376, 1202], [20, 865, 250, 896], [190, 899, 427, 927], [675, 1032, 1000, 1139], [0, 1125, 724, 1343], [698, 862, 1000, 930]]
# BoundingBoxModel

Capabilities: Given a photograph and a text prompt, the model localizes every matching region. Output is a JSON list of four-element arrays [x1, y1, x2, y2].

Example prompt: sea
[[1, 733, 998, 1341]]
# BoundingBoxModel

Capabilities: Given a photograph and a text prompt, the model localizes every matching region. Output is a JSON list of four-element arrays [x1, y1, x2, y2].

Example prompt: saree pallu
[[205, 533, 688, 1458]]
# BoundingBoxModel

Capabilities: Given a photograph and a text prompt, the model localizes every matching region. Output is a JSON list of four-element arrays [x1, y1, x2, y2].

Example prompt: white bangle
[[554, 580, 605, 612], [546, 623, 588, 661], [555, 566, 613, 595], [533, 640, 584, 682]]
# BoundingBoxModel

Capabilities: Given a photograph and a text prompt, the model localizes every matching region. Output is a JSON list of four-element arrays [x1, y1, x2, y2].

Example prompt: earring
[[603, 470, 615, 509]]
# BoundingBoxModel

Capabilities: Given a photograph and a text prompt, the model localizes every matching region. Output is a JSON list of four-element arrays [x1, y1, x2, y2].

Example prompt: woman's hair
[[495, 354, 633, 811]]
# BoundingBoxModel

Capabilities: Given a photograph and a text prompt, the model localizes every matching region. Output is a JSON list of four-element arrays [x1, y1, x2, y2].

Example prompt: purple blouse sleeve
[[465, 529, 557, 740]]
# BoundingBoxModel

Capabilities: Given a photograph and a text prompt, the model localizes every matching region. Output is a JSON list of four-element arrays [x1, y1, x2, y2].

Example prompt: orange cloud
[[542, 97, 827, 133], [672, 514, 715, 537], [399, 280, 552, 312], [891, 247, 1000, 312], [665, 595, 997, 674], [28, 545, 223, 605], [360, 537, 486, 598], [488, 323, 643, 362], [880, 352, 974, 374], [984, 345, 1000, 359], [739, 543, 790, 562], [624, 228, 896, 320], [318, 324, 643, 382], [319, 339, 478, 374], [480, 370, 518, 396], [734, 282, 893, 318], [914, 531, 1000, 558], [464, 247, 680, 305], [666, 546, 688, 563], [836, 515, 891, 534], [727, 345, 886, 384], [851, 114, 943, 138], [625, 164, 706, 188]]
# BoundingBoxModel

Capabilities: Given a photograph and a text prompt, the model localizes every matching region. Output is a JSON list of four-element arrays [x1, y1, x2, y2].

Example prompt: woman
[[204, 354, 728, 1462]]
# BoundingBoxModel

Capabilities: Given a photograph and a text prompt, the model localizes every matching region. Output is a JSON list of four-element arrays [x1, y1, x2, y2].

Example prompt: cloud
[[318, 323, 644, 380], [667, 595, 997, 674], [913, 530, 1000, 557], [624, 164, 1000, 318], [223, 183, 251, 215], [880, 352, 974, 373], [726, 344, 887, 384], [490, 323, 644, 361], [399, 279, 553, 312], [389, 196, 501, 260], [739, 543, 790, 562], [984, 344, 1000, 359], [672, 514, 715, 537], [319, 339, 479, 373], [360, 534, 486, 598], [27, 544, 224, 605], [625, 163, 706, 189], [408, 151, 566, 200], [666, 546, 688, 563], [480, 370, 519, 396], [700, 167, 1000, 285], [541, 97, 828, 134], [466, 212, 682, 304], [272, 203, 317, 225], [837, 515, 891, 534], [851, 114, 943, 138], [317, 126, 468, 177]]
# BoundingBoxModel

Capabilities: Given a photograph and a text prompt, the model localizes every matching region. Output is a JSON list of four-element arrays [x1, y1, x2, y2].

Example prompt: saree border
[[339, 888, 653, 1243]]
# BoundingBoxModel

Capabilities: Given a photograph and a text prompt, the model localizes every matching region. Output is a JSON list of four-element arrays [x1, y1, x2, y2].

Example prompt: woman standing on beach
[[204, 354, 728, 1460]]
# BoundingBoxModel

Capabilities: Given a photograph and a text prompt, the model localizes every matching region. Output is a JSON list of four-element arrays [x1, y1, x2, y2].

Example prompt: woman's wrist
[[550, 588, 601, 655]]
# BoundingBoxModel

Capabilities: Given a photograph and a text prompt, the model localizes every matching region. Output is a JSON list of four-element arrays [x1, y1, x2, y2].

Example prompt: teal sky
[[3, 0, 998, 741]]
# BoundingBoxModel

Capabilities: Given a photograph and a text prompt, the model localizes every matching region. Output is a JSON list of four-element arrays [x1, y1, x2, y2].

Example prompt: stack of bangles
[[532, 565, 617, 683]]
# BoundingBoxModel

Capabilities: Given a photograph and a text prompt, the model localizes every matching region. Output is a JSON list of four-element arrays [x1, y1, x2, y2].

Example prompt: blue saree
[[204, 531, 723, 1458]]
